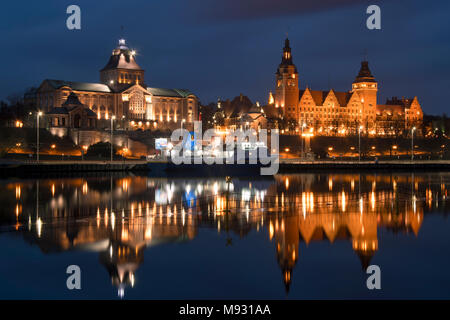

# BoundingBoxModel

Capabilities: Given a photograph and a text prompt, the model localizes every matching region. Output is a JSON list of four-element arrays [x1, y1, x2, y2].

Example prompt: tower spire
[[281, 37, 293, 65], [354, 60, 375, 83], [120, 25, 125, 40]]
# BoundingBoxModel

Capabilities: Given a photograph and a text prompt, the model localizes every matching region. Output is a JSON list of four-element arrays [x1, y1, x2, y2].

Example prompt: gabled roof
[[44, 79, 112, 93], [300, 89, 352, 107], [301, 89, 330, 106], [309, 90, 326, 105], [334, 91, 352, 107], [62, 92, 83, 106]]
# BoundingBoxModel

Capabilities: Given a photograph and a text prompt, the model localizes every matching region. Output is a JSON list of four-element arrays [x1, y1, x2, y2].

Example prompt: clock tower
[[274, 38, 299, 121]]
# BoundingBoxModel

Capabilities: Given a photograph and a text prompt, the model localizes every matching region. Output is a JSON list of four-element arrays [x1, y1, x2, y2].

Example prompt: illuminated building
[[269, 38, 424, 136], [26, 39, 198, 131]]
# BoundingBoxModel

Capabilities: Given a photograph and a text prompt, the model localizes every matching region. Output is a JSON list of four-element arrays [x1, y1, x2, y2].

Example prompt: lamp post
[[358, 125, 363, 162], [411, 126, 416, 161], [82, 145, 88, 161], [110, 115, 116, 162], [301, 122, 306, 157], [36, 111, 42, 162]]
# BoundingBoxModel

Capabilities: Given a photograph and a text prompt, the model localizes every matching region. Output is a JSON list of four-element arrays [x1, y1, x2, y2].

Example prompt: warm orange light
[[301, 133, 314, 137], [51, 144, 56, 149]]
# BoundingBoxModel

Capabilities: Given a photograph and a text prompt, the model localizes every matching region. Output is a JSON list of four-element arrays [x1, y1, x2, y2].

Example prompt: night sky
[[1, 0, 449, 115]]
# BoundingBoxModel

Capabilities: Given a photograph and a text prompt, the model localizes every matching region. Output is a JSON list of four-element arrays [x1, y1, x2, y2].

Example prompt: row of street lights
[[33, 111, 115, 163], [303, 123, 417, 162], [32, 111, 419, 163], [33, 112, 127, 163]]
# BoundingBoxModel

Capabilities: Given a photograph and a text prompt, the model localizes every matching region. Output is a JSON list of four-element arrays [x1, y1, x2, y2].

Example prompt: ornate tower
[[352, 61, 378, 130], [274, 38, 299, 120], [100, 39, 145, 91]]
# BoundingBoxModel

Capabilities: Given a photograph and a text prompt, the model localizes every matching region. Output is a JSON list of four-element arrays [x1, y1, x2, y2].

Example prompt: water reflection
[[1, 172, 449, 297]]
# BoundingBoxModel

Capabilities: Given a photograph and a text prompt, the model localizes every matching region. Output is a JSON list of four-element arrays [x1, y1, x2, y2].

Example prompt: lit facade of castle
[[26, 39, 198, 131], [269, 38, 423, 136]]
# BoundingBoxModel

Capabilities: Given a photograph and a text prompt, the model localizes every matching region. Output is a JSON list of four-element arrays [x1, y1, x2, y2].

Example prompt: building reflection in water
[[2, 172, 449, 296]]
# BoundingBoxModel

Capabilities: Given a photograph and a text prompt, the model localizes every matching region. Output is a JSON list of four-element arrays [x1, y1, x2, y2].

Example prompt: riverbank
[[0, 159, 149, 177], [1, 158, 450, 178], [279, 159, 450, 172]]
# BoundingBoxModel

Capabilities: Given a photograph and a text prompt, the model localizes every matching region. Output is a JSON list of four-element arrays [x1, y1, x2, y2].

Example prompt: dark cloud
[[184, 0, 376, 21]]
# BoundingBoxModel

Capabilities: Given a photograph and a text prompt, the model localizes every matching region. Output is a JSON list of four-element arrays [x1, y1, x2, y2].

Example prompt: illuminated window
[[130, 91, 144, 116]]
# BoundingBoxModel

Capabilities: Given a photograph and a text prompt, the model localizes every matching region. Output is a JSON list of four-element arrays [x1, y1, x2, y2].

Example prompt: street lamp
[[392, 145, 398, 158], [301, 122, 306, 157], [358, 125, 363, 162], [82, 145, 88, 161], [111, 115, 116, 162], [36, 111, 42, 162], [411, 126, 416, 161]]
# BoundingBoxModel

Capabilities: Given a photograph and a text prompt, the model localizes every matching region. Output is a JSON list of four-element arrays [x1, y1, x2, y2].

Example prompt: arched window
[[130, 90, 144, 116]]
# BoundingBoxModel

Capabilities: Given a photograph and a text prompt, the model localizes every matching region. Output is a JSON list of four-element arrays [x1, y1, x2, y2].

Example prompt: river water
[[0, 172, 449, 299]]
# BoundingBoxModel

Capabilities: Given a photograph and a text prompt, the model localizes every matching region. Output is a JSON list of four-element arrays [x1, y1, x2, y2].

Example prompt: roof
[[262, 104, 282, 119], [309, 90, 326, 105], [334, 91, 352, 107], [100, 39, 143, 72], [62, 92, 83, 106], [300, 89, 352, 107], [85, 108, 97, 117], [47, 106, 97, 117], [354, 61, 376, 83], [45, 79, 112, 93], [385, 97, 414, 108], [101, 53, 143, 71], [223, 95, 253, 118], [147, 87, 195, 98], [47, 107, 69, 115]]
